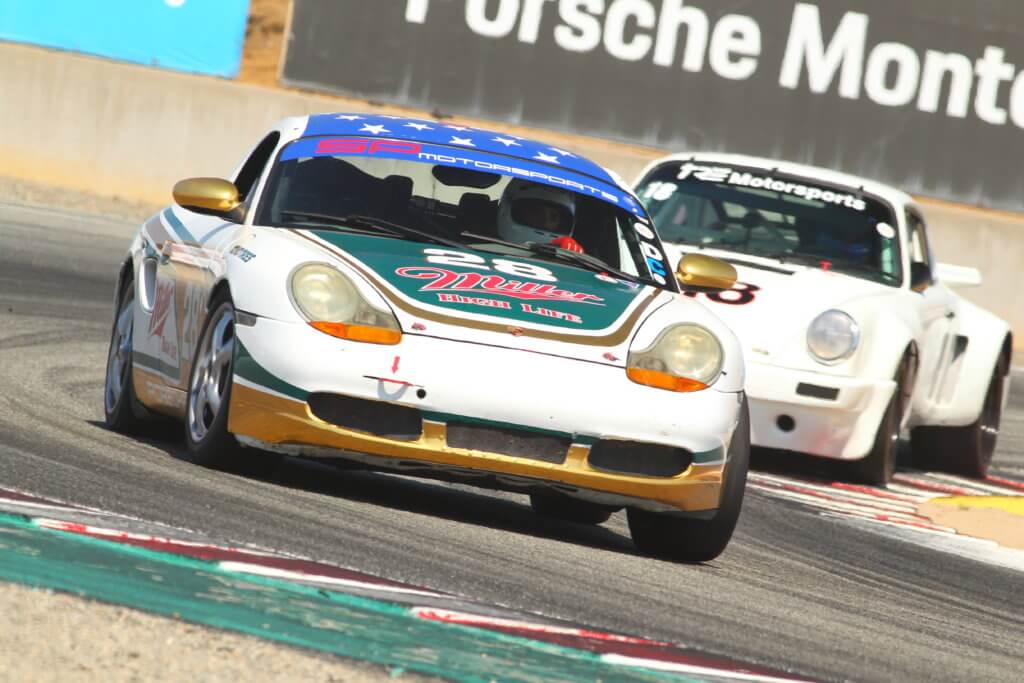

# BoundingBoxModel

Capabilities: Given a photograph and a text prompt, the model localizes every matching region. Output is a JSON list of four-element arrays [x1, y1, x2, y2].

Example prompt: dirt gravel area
[[918, 500, 1024, 551], [0, 581, 428, 682]]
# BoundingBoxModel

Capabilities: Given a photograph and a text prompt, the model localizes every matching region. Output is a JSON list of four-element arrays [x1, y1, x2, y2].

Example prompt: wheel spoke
[[206, 375, 222, 414], [213, 343, 233, 371], [193, 389, 209, 432], [206, 389, 221, 416], [188, 303, 235, 444]]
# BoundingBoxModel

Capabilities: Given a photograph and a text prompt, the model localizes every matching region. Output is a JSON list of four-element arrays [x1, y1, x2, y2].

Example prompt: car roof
[[295, 113, 623, 190], [639, 152, 917, 213]]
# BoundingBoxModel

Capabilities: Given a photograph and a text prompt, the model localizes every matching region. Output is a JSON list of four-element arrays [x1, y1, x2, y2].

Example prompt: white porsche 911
[[634, 154, 1013, 485], [102, 114, 751, 561]]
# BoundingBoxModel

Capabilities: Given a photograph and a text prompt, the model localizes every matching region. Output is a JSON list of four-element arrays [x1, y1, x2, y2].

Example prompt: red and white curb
[[414, 608, 811, 682], [748, 470, 1024, 536], [0, 487, 810, 683], [34, 519, 448, 599]]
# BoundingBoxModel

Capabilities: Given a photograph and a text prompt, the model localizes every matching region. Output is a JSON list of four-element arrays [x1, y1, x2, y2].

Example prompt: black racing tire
[[103, 278, 149, 433], [627, 395, 750, 563], [184, 289, 280, 477], [529, 492, 615, 525], [849, 392, 900, 486], [911, 358, 1006, 479], [848, 358, 914, 486]]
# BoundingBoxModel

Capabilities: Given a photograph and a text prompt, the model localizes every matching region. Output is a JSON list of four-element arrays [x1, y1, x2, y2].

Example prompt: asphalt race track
[[2, 202, 1022, 682]]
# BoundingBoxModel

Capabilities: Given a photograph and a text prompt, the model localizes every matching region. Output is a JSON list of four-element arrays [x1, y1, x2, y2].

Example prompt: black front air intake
[[307, 393, 422, 441], [445, 422, 570, 464], [587, 440, 693, 478]]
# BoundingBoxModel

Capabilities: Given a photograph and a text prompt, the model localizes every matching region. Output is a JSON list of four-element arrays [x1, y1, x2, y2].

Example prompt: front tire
[[911, 358, 1006, 478], [848, 358, 913, 486], [104, 279, 148, 433], [627, 395, 750, 563], [849, 391, 899, 486], [185, 291, 243, 468], [530, 492, 615, 525]]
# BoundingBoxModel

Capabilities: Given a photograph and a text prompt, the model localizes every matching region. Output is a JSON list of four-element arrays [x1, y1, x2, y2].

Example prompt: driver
[[795, 217, 873, 264], [818, 223, 874, 264], [496, 180, 585, 253]]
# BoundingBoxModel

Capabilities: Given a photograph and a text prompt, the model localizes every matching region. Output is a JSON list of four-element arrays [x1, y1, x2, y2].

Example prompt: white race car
[[103, 114, 750, 561], [634, 154, 1013, 485]]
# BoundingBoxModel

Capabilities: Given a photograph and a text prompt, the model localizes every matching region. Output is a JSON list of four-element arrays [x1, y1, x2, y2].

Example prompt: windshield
[[635, 162, 903, 286], [255, 138, 674, 289]]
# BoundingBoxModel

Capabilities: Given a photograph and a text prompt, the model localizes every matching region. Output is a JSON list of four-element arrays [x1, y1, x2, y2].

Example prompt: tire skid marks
[[748, 470, 1024, 538]]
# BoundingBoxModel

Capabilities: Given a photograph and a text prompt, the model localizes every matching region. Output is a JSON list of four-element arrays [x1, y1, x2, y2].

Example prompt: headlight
[[290, 263, 402, 345], [626, 324, 723, 392], [807, 310, 859, 363]]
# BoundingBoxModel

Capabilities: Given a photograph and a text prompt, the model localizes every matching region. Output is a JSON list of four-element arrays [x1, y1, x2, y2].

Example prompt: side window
[[234, 132, 280, 203], [906, 210, 933, 289]]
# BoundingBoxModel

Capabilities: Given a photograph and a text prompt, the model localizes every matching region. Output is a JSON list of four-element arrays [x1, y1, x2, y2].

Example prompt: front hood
[[664, 246, 893, 360], [300, 230, 665, 359]]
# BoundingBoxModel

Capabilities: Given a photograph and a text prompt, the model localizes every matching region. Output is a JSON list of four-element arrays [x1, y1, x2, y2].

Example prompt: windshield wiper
[[279, 209, 372, 231], [766, 251, 900, 283], [279, 210, 464, 249], [763, 251, 831, 267], [823, 260, 902, 284], [460, 232, 642, 284], [525, 242, 641, 284], [338, 215, 467, 249], [459, 231, 529, 250]]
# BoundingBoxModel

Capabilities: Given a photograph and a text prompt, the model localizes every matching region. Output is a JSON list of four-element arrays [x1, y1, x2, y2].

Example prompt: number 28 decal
[[424, 249, 558, 282], [683, 282, 760, 306]]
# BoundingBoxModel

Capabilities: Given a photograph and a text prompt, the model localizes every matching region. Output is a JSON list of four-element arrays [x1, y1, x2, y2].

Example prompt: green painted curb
[[0, 513, 695, 683]]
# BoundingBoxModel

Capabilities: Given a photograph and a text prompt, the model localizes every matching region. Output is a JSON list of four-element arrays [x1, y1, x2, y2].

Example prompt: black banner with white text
[[283, 0, 1024, 210]]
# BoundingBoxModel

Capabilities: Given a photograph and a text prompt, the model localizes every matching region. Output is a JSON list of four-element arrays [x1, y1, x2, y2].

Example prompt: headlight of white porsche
[[290, 263, 401, 345], [626, 324, 723, 392], [806, 309, 859, 363]]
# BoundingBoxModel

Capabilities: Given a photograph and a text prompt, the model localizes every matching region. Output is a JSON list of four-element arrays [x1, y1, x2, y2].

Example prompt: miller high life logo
[[395, 267, 604, 305]]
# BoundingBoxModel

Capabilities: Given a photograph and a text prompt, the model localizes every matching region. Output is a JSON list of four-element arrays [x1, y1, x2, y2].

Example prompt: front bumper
[[228, 317, 742, 513], [745, 361, 896, 460]]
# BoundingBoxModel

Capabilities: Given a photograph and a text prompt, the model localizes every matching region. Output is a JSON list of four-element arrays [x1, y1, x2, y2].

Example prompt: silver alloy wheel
[[105, 292, 134, 414], [188, 303, 235, 443]]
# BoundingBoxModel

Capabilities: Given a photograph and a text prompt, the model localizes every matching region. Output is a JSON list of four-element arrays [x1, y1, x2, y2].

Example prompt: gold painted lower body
[[228, 383, 724, 513], [134, 367, 186, 418]]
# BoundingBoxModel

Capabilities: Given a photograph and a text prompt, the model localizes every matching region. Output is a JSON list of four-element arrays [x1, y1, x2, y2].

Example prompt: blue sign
[[0, 0, 251, 77]]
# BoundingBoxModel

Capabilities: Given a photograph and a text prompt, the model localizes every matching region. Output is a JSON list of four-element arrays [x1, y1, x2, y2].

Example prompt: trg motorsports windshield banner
[[284, 0, 1024, 210]]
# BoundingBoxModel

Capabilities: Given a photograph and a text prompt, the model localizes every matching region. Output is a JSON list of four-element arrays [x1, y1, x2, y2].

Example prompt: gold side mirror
[[172, 177, 241, 218], [676, 253, 738, 290]]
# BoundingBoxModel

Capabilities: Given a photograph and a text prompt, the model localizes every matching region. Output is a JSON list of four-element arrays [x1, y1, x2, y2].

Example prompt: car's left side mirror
[[173, 177, 242, 220], [676, 253, 738, 291], [934, 262, 982, 288]]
